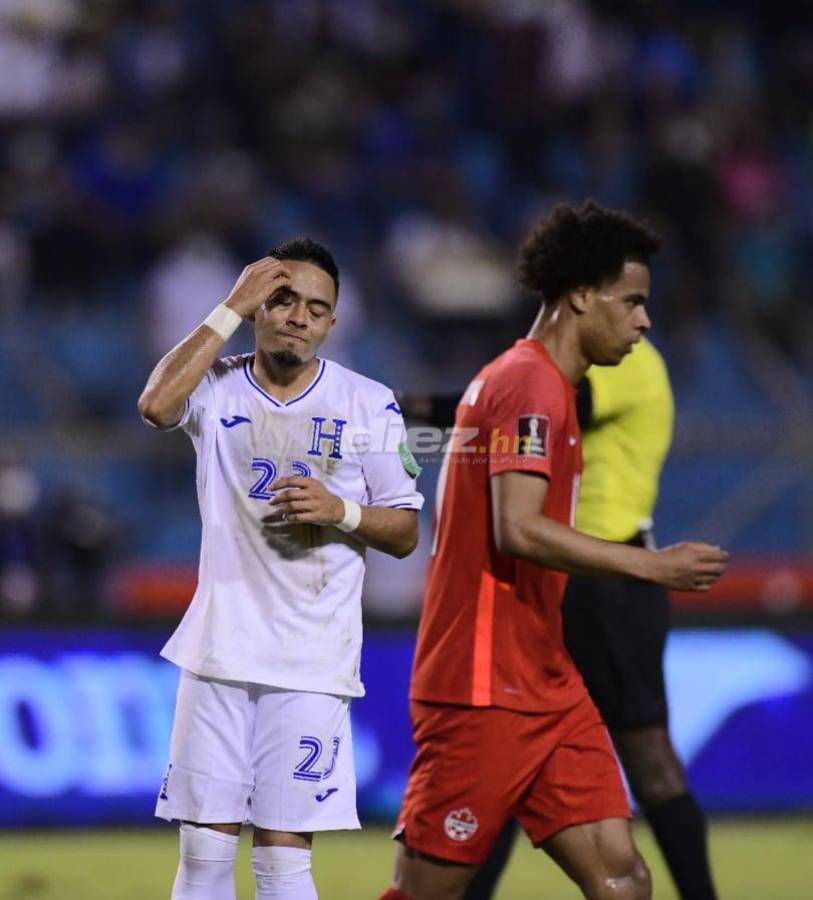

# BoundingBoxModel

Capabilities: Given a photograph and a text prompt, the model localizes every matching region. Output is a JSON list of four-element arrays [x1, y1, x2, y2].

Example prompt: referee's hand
[[652, 542, 729, 592]]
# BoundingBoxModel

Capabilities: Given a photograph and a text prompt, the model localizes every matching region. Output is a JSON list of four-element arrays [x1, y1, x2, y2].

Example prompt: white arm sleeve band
[[203, 303, 243, 342], [335, 499, 362, 533]]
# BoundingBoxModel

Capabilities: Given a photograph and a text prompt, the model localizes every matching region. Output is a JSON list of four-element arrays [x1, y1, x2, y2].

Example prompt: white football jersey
[[157, 354, 424, 697]]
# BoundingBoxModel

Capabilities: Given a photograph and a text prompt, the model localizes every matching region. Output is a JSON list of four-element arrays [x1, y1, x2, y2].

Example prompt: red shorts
[[395, 693, 630, 864]]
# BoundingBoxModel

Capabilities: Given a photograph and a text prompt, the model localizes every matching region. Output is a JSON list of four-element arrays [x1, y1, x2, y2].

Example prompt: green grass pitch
[[1, 819, 810, 899]]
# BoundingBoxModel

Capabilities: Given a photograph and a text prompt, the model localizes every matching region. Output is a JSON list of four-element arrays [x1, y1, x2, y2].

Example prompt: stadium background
[[1, 0, 811, 897]]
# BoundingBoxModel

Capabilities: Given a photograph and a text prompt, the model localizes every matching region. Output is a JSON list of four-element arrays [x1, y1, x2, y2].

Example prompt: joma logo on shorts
[[444, 807, 479, 842]]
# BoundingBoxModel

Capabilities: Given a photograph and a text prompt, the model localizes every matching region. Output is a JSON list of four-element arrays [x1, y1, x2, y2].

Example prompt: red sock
[[378, 889, 411, 900]]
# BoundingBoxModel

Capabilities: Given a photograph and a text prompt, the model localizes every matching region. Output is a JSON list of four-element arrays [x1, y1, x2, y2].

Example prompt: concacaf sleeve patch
[[516, 414, 550, 458], [399, 441, 422, 478]]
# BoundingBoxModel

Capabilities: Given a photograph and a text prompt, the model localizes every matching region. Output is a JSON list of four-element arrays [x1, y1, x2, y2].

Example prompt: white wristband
[[336, 499, 362, 533], [204, 303, 243, 342]]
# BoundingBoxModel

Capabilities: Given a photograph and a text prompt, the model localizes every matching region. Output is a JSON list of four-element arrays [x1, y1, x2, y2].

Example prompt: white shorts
[[155, 669, 360, 832]]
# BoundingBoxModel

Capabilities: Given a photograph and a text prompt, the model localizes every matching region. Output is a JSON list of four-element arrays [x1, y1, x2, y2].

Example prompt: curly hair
[[519, 201, 662, 302], [267, 237, 340, 296]]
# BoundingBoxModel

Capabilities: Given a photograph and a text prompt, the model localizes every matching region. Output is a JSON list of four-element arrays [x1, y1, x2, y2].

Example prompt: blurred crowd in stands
[[1, 0, 812, 620]]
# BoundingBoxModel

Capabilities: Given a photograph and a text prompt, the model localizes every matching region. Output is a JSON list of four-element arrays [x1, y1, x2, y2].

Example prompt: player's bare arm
[[137, 257, 290, 428], [491, 471, 728, 591], [264, 475, 419, 558]]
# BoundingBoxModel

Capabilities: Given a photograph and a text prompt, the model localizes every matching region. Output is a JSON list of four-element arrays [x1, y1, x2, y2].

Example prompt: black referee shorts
[[563, 536, 670, 731]]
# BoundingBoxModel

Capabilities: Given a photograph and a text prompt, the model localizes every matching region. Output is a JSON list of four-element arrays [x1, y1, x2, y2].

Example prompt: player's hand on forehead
[[223, 257, 291, 321]]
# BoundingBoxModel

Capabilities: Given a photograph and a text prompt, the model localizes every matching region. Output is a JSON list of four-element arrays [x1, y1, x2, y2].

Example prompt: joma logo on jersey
[[308, 417, 347, 460]]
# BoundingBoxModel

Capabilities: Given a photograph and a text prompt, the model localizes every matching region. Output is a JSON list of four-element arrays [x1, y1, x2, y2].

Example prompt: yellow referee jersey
[[576, 337, 674, 542]]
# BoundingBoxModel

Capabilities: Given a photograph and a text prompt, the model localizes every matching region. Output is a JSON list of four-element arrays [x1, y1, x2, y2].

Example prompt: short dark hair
[[519, 200, 662, 303], [267, 237, 340, 296]]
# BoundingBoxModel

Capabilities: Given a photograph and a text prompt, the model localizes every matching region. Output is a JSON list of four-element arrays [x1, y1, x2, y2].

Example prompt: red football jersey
[[410, 339, 586, 713]]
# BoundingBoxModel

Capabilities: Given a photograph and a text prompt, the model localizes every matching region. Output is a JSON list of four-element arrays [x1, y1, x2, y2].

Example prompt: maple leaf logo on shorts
[[444, 807, 479, 842]]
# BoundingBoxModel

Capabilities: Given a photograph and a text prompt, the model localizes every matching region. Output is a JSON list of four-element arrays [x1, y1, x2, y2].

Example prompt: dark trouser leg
[[646, 793, 717, 900], [612, 726, 717, 900], [462, 819, 519, 900]]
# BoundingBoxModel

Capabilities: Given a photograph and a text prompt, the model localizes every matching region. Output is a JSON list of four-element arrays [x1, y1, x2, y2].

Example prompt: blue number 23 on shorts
[[293, 736, 341, 782]]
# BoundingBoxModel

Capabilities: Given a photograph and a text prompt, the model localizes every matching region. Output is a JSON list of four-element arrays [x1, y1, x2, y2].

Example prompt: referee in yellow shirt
[[401, 337, 718, 900]]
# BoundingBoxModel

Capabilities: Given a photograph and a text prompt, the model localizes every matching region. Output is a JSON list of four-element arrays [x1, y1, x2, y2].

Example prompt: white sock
[[171, 823, 239, 900], [252, 845, 318, 899]]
